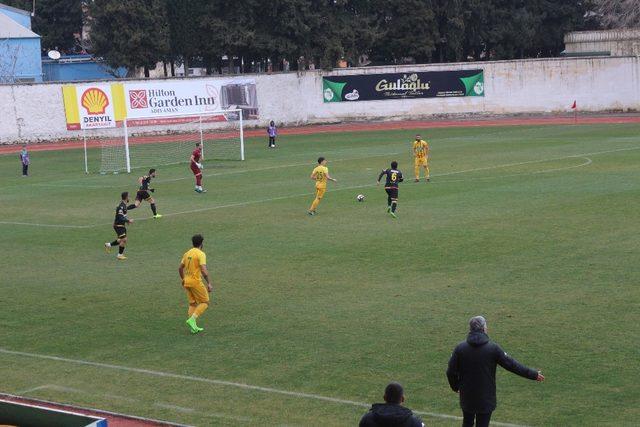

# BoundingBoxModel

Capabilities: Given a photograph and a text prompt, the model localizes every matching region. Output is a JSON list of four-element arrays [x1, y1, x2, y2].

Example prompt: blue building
[[42, 54, 127, 82], [0, 3, 42, 83]]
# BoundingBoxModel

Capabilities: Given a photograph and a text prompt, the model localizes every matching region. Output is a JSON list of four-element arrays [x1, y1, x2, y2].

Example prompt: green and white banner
[[323, 70, 484, 102]]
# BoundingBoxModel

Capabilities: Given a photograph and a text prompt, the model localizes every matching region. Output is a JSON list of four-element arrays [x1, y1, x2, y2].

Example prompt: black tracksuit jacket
[[446, 331, 539, 414], [359, 403, 424, 427]]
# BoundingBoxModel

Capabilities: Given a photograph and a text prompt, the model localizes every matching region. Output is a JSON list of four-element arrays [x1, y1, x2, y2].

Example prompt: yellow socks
[[193, 302, 208, 318]]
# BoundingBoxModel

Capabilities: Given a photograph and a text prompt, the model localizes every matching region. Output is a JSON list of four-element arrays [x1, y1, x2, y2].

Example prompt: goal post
[[88, 109, 245, 174]]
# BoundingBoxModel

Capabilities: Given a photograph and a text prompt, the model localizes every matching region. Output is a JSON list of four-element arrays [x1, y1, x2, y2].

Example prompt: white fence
[[1, 56, 639, 144]]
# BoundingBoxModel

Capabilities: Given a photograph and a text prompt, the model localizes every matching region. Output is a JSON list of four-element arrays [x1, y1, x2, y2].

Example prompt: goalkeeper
[[190, 142, 206, 193]]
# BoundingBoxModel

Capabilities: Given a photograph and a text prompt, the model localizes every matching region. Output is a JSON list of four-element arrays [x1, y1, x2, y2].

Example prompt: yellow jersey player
[[413, 134, 430, 182], [178, 234, 213, 334], [308, 156, 337, 215]]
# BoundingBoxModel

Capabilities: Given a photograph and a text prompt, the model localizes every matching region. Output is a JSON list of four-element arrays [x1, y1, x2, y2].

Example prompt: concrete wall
[[1, 56, 639, 144], [565, 29, 640, 56]]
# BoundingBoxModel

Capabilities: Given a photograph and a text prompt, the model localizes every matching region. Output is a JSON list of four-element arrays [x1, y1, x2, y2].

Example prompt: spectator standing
[[19, 145, 30, 177], [446, 316, 544, 427], [359, 382, 424, 427], [267, 121, 278, 148]]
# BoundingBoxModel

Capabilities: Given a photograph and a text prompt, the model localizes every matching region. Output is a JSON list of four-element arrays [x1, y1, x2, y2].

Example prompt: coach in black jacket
[[446, 316, 544, 427]]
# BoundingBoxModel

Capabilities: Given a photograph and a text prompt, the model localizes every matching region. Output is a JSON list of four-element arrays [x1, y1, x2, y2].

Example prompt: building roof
[[0, 12, 39, 38], [565, 29, 640, 43], [0, 2, 31, 16]]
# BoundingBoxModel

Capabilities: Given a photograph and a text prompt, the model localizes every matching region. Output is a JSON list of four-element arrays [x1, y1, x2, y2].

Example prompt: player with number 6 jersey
[[377, 161, 404, 218]]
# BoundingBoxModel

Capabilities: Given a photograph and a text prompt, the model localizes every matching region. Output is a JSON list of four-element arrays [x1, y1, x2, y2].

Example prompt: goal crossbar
[[85, 109, 245, 174]]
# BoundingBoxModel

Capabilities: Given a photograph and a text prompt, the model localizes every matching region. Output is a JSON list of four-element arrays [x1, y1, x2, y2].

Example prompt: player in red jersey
[[190, 142, 206, 193]]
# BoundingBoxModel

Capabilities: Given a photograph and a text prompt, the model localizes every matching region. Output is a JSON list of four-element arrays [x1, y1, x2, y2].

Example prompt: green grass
[[1, 123, 639, 426]]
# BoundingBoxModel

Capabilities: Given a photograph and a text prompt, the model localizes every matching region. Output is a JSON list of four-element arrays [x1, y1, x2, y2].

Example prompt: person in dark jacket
[[446, 316, 544, 427], [359, 382, 424, 427]]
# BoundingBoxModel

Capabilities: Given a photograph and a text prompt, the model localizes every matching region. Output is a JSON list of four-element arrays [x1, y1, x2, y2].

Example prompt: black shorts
[[385, 187, 398, 199], [113, 225, 127, 238], [136, 190, 151, 201]]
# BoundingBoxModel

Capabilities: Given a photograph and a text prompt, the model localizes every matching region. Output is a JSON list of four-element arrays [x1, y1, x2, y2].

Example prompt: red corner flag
[[571, 100, 577, 109]]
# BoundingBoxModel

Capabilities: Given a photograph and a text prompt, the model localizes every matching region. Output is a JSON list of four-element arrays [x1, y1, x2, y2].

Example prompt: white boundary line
[[154, 403, 253, 423], [18, 384, 250, 424], [432, 157, 592, 184], [0, 145, 636, 229], [0, 348, 525, 426], [0, 221, 93, 229], [18, 384, 253, 422], [0, 391, 192, 427], [22, 123, 609, 189], [30, 151, 404, 189]]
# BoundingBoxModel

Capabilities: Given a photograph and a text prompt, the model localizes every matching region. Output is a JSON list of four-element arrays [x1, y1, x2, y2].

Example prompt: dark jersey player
[[105, 191, 134, 260], [190, 142, 206, 193], [128, 168, 161, 218], [377, 161, 404, 218]]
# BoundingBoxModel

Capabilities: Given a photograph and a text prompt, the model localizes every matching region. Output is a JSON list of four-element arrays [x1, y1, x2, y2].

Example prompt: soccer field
[[1, 122, 639, 426]]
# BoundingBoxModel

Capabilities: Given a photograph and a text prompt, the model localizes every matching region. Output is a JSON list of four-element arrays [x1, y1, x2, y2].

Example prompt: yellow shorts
[[315, 186, 326, 199], [415, 157, 428, 166], [184, 282, 209, 305]]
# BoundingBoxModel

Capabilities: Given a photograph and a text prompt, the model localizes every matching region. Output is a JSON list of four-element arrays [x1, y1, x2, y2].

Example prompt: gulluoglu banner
[[323, 70, 484, 103]]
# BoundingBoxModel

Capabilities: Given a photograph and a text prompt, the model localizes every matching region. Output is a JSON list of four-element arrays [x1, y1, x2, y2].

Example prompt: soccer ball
[[356, 194, 365, 202]]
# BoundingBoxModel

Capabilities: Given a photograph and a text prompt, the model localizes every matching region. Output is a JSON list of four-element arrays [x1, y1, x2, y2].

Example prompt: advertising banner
[[62, 83, 123, 130], [123, 78, 258, 123], [323, 70, 484, 102], [62, 78, 258, 130]]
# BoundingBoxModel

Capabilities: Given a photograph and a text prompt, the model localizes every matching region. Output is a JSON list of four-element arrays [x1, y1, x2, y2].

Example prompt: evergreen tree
[[370, 0, 439, 64], [433, 0, 465, 62], [89, 0, 169, 76], [3, 0, 83, 53]]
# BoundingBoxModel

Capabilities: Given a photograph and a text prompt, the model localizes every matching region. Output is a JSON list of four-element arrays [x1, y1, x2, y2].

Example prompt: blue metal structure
[[42, 54, 127, 82], [0, 3, 42, 83]]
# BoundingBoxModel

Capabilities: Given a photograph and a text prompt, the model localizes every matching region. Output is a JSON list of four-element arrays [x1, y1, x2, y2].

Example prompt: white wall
[[1, 56, 639, 144]]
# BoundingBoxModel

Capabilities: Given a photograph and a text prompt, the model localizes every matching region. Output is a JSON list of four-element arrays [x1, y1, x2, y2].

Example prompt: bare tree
[[595, 0, 640, 29], [0, 42, 22, 84]]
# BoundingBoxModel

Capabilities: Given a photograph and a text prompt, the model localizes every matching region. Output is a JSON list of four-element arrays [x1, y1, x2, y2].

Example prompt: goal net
[[90, 109, 244, 174]]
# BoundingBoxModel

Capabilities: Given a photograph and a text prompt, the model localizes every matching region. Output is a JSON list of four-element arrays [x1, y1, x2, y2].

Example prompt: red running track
[[1, 114, 639, 155]]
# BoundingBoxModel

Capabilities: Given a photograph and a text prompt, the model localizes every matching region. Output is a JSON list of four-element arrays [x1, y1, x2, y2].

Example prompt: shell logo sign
[[81, 88, 110, 115], [62, 83, 126, 130]]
